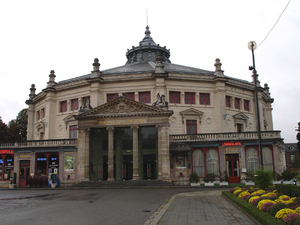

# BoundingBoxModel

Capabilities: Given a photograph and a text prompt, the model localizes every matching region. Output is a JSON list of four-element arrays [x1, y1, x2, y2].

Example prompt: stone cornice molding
[[180, 108, 204, 124], [74, 96, 173, 121]]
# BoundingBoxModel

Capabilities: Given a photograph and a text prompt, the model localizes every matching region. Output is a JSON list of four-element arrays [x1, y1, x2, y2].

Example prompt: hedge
[[222, 191, 285, 225], [275, 184, 300, 197]]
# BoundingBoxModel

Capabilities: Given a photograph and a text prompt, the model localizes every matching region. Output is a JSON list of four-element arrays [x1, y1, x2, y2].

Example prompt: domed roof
[[125, 26, 171, 65]]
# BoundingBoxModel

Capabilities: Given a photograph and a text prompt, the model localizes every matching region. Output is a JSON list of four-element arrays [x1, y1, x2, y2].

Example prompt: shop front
[[0, 150, 14, 186]]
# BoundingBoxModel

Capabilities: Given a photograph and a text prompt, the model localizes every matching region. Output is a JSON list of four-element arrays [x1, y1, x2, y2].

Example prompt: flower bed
[[223, 186, 300, 224]]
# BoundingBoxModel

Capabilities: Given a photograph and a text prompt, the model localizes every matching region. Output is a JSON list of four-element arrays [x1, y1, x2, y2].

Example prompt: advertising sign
[[64, 155, 74, 171]]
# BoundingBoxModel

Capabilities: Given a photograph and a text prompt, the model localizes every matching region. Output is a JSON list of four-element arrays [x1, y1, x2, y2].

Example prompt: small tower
[[90, 58, 101, 78], [214, 58, 224, 77], [29, 84, 36, 100], [47, 70, 57, 88]]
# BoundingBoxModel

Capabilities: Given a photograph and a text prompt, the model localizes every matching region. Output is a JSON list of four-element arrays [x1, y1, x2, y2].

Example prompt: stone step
[[73, 180, 173, 188]]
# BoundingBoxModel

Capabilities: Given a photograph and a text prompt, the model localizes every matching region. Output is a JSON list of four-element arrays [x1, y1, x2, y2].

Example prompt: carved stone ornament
[[153, 93, 169, 110]]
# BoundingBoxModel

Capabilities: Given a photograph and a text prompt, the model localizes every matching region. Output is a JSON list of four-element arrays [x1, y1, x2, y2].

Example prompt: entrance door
[[143, 154, 156, 180], [226, 154, 240, 183], [19, 163, 30, 187], [122, 155, 132, 180]]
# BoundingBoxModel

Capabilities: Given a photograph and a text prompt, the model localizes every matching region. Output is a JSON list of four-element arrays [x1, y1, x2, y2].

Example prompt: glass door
[[19, 162, 30, 187], [226, 154, 240, 183]]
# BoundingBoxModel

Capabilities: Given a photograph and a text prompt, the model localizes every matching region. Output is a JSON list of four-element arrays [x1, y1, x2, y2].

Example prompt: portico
[[74, 96, 173, 183]]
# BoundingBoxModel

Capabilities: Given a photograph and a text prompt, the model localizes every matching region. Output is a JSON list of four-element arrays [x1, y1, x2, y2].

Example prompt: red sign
[[222, 142, 241, 147], [0, 150, 13, 154]]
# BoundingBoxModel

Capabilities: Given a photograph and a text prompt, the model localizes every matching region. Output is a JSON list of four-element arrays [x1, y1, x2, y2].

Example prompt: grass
[[222, 191, 285, 225]]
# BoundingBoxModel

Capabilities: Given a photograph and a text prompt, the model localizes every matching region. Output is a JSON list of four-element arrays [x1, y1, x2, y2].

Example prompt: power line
[[257, 0, 291, 49]]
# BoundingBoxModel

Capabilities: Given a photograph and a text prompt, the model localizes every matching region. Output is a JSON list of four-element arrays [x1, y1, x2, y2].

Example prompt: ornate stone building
[[0, 26, 283, 187]]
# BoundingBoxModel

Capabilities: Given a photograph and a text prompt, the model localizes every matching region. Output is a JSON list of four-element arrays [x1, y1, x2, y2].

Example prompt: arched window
[[246, 147, 259, 172], [206, 149, 219, 174], [262, 147, 273, 170], [193, 149, 205, 177]]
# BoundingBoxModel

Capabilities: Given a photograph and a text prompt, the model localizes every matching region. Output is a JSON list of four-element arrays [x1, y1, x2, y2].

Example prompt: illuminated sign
[[0, 150, 13, 154], [222, 142, 241, 147], [0, 159, 3, 163], [37, 158, 47, 161]]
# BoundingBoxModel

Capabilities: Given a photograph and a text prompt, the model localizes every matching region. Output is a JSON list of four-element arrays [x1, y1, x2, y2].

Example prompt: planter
[[220, 182, 228, 186], [245, 182, 255, 186], [272, 181, 281, 185], [190, 183, 200, 187], [51, 183, 56, 188], [204, 182, 214, 186], [283, 181, 293, 185], [9, 184, 14, 189]]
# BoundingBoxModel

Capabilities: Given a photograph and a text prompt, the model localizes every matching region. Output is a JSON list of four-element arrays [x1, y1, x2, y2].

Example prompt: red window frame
[[169, 91, 180, 104], [139, 92, 151, 104], [186, 120, 197, 134], [244, 100, 250, 111], [226, 96, 231, 108], [123, 92, 135, 101], [107, 93, 119, 102], [200, 93, 210, 105], [185, 92, 195, 104], [71, 99, 79, 111], [60, 101, 68, 112], [69, 125, 78, 139], [234, 98, 240, 109], [36, 153, 59, 177]]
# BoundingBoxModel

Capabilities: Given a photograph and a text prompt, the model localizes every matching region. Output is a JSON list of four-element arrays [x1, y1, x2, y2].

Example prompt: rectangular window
[[139, 92, 151, 104], [200, 93, 210, 105], [71, 99, 79, 111], [226, 96, 231, 108], [169, 91, 180, 104], [107, 93, 119, 102], [69, 125, 78, 139], [186, 120, 197, 134], [234, 98, 240, 109], [237, 123, 243, 133], [185, 92, 195, 104], [123, 92, 135, 101], [41, 108, 45, 118], [37, 111, 40, 120], [244, 100, 250, 111], [60, 101, 68, 112]]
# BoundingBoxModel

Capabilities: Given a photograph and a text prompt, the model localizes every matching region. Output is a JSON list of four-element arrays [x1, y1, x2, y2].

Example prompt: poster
[[176, 154, 186, 168], [64, 155, 74, 171]]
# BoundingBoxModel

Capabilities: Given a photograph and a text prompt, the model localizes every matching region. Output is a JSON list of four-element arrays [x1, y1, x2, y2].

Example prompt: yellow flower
[[238, 191, 250, 198], [275, 208, 296, 221], [257, 200, 275, 210], [249, 196, 260, 203], [279, 195, 290, 200]]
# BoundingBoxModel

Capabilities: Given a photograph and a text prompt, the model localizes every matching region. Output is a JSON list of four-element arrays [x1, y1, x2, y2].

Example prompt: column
[[77, 128, 90, 182], [156, 124, 171, 182], [131, 125, 139, 180], [107, 126, 115, 181]]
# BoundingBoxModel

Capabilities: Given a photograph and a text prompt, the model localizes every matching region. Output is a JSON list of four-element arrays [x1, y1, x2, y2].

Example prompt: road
[[0, 187, 230, 225]]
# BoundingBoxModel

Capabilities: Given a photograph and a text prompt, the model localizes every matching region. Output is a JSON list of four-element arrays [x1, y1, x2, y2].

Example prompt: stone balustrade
[[0, 139, 77, 148]]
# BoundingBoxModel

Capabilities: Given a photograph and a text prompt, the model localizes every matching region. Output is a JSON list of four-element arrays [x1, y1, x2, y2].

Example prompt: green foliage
[[0, 117, 9, 141], [222, 191, 285, 225], [275, 184, 300, 197], [254, 169, 273, 190], [219, 171, 229, 182], [268, 202, 288, 217], [273, 171, 282, 181], [244, 171, 255, 182], [296, 122, 300, 151], [203, 173, 216, 183], [281, 170, 295, 181], [189, 172, 200, 183]]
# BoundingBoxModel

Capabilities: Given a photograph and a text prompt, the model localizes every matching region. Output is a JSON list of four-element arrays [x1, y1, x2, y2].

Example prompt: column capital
[[156, 124, 170, 129], [131, 125, 139, 131], [106, 126, 114, 132]]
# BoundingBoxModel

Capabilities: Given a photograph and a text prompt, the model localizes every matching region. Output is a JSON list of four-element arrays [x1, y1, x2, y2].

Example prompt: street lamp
[[248, 41, 263, 169]]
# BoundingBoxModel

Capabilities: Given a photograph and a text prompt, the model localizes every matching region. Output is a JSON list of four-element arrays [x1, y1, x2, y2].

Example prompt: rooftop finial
[[90, 58, 101, 78], [214, 58, 224, 77], [47, 70, 57, 88], [146, 9, 148, 26]]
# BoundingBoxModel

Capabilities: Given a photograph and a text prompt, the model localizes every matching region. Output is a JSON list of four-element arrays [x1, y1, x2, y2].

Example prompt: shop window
[[107, 93, 119, 102], [185, 92, 195, 104], [49, 153, 59, 175], [123, 92, 135, 101], [246, 147, 259, 172], [244, 100, 250, 111], [200, 93, 210, 105], [0, 156, 3, 180], [226, 96, 231, 108], [139, 92, 151, 104], [193, 150, 205, 177], [193, 148, 219, 177], [234, 98, 240, 109], [36, 154, 47, 176], [186, 120, 197, 134], [60, 101, 68, 112], [169, 91, 180, 104], [262, 147, 273, 170], [71, 99, 79, 111], [69, 125, 78, 139], [4, 155, 13, 180]]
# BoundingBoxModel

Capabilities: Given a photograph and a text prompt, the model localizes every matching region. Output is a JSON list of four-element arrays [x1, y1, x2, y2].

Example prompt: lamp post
[[248, 41, 263, 169]]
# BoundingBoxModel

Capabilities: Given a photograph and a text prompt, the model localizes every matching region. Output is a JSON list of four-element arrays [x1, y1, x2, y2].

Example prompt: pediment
[[179, 108, 204, 124], [74, 96, 173, 120], [232, 112, 249, 120]]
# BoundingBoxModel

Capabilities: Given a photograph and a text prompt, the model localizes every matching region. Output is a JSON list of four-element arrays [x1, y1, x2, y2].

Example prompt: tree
[[6, 108, 28, 141], [0, 116, 9, 141], [297, 122, 300, 150]]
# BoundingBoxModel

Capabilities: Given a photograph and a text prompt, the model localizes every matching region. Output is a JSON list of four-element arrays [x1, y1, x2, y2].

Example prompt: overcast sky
[[0, 0, 299, 143]]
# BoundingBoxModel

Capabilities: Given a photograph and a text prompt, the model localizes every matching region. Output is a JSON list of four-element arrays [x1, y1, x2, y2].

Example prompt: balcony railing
[[0, 139, 78, 148], [169, 131, 281, 142]]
